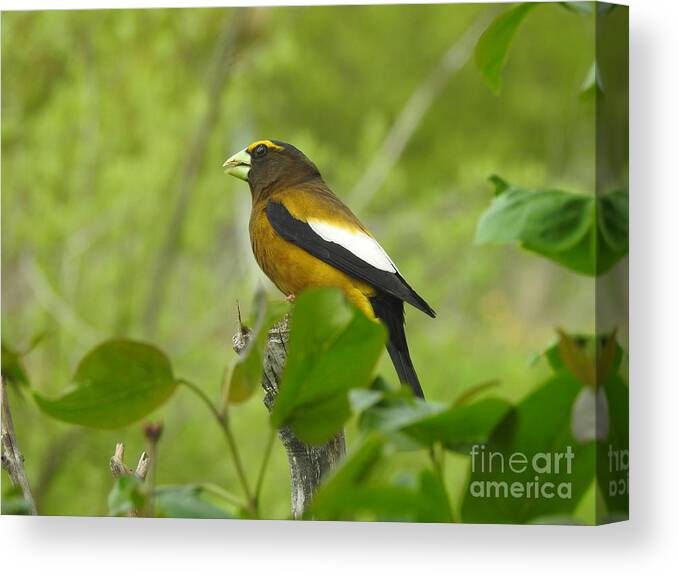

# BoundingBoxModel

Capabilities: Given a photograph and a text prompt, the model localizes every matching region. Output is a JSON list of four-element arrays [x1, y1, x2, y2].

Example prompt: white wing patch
[[307, 219, 399, 273]]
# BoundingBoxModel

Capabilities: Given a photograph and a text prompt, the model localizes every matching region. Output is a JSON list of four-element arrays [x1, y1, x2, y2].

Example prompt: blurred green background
[[1, 3, 597, 518]]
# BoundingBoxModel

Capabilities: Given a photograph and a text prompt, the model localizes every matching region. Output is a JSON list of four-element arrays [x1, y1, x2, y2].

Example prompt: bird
[[223, 139, 435, 398]]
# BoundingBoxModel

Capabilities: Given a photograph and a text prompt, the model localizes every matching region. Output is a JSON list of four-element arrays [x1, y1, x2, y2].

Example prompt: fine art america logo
[[468, 444, 630, 502], [468, 444, 575, 500]]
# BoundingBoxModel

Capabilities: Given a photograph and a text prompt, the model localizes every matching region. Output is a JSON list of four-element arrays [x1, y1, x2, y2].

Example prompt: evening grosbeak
[[223, 139, 435, 398]]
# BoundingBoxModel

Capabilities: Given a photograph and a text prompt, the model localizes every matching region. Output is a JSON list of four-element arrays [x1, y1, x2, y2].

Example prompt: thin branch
[[348, 10, 495, 212], [1, 377, 37, 515]]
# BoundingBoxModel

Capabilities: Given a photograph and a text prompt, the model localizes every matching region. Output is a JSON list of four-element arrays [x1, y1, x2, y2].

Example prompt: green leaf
[[226, 293, 289, 404], [598, 190, 629, 253], [108, 475, 145, 516], [488, 174, 510, 196], [1, 485, 32, 515], [309, 436, 454, 522], [2, 342, 30, 389], [404, 398, 512, 452], [461, 374, 597, 524], [475, 179, 628, 276], [476, 186, 592, 252], [416, 469, 454, 523], [308, 434, 388, 519], [358, 386, 510, 453], [360, 397, 443, 435], [308, 435, 427, 521], [475, 3, 539, 93], [349, 387, 386, 415], [271, 288, 387, 444], [34, 339, 178, 429], [154, 486, 233, 519]]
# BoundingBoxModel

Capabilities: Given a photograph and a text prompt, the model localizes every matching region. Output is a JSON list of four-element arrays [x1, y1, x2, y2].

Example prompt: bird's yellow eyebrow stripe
[[247, 140, 284, 153]]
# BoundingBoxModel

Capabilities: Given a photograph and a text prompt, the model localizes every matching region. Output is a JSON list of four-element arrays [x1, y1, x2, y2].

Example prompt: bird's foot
[[285, 294, 296, 303]]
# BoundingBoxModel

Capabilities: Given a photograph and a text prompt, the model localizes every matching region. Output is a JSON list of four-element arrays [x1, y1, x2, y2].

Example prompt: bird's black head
[[223, 139, 321, 198]]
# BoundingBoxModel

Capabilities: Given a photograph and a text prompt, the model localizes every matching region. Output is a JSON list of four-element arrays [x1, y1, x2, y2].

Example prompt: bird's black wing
[[266, 201, 435, 317]]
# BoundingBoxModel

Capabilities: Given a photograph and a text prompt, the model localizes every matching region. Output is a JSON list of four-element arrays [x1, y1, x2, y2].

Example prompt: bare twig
[[109, 442, 149, 480], [348, 10, 495, 212], [142, 8, 265, 334], [1, 377, 37, 515]]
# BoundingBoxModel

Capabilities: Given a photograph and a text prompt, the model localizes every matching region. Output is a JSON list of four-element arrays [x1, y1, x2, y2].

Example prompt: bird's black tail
[[369, 294, 425, 399]]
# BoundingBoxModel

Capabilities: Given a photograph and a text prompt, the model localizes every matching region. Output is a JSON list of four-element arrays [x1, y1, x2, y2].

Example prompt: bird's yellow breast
[[249, 192, 376, 318]]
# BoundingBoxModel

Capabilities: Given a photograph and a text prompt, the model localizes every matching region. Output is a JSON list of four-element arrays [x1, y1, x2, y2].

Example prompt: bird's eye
[[253, 144, 268, 158]]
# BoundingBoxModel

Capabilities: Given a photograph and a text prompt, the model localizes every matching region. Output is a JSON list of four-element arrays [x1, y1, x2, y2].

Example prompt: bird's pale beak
[[223, 148, 251, 181]]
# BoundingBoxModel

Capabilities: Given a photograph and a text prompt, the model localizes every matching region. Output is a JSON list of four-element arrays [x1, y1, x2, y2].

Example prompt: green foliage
[[356, 386, 511, 453], [108, 478, 233, 518], [544, 330, 622, 388], [308, 434, 453, 522], [476, 2, 606, 97], [475, 3, 539, 93], [154, 485, 234, 519], [226, 294, 289, 404], [271, 288, 387, 444], [108, 475, 146, 516], [475, 177, 628, 276], [416, 469, 455, 523], [461, 373, 596, 523], [1, 485, 32, 515], [541, 332, 629, 520], [1, 343, 30, 389], [402, 399, 512, 452], [34, 340, 178, 429], [461, 332, 628, 523]]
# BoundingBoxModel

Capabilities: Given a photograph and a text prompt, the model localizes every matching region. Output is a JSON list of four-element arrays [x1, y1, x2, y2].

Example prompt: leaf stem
[[178, 377, 222, 423], [254, 426, 276, 506], [220, 417, 257, 516], [178, 378, 257, 517], [200, 482, 249, 509], [429, 444, 446, 478]]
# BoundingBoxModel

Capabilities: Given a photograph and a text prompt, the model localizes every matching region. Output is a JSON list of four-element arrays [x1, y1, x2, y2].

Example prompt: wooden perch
[[1, 377, 37, 515], [233, 315, 345, 519]]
